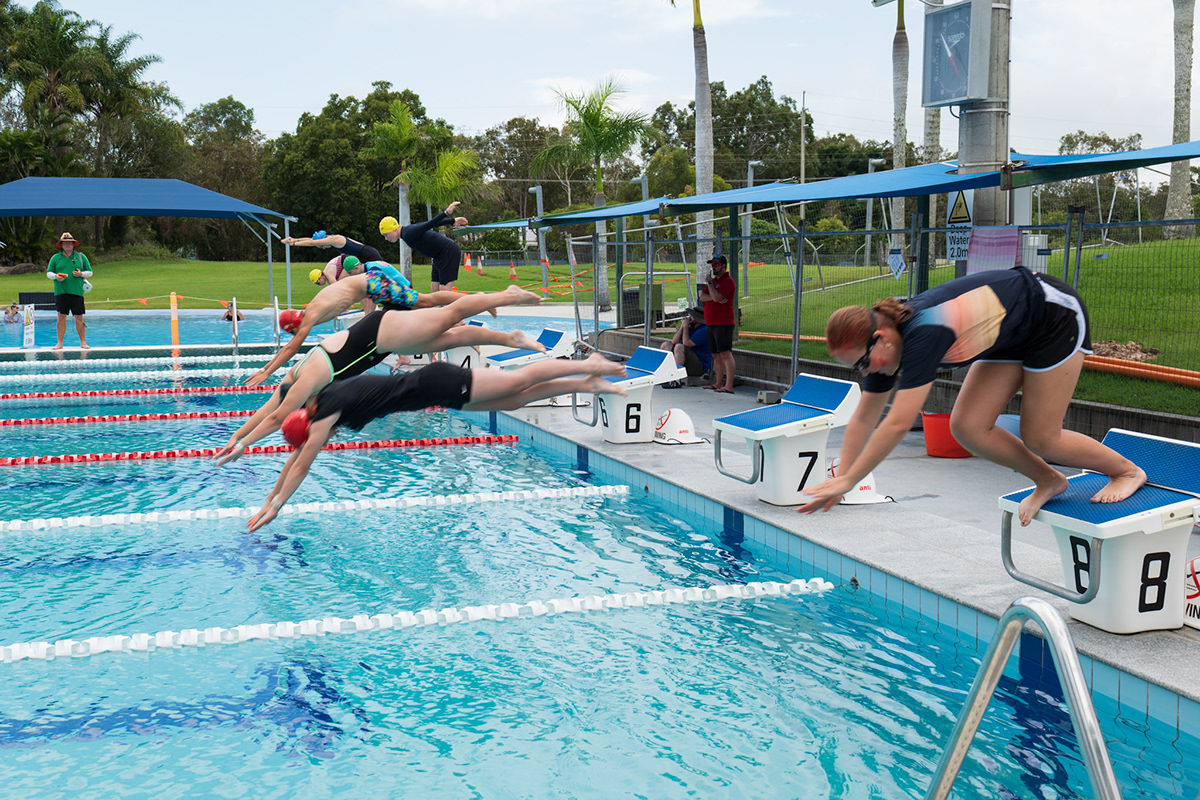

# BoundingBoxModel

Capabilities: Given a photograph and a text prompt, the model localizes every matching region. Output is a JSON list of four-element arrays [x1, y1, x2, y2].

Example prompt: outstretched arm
[[215, 386, 285, 460], [246, 415, 337, 532], [245, 327, 311, 387], [281, 234, 347, 249]]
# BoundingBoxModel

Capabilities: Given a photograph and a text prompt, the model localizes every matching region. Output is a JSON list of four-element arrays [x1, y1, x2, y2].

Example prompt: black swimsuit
[[290, 310, 390, 383]]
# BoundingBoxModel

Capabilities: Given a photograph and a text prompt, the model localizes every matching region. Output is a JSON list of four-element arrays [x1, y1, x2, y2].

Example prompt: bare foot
[[80, 343, 90, 350], [52, 343, 63, 350], [584, 352, 626, 377], [510, 330, 546, 352], [1017, 471, 1070, 526], [1091, 466, 1147, 504], [503, 285, 543, 305], [582, 375, 626, 396]]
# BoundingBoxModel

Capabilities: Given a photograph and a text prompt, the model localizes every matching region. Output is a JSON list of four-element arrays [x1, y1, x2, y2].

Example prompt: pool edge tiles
[[464, 406, 1200, 743]]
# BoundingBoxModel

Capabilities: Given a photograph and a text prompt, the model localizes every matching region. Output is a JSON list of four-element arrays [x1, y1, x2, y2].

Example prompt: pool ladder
[[925, 596, 1122, 800]]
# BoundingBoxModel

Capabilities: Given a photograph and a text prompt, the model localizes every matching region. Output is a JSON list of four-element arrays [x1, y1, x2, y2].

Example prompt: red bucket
[[921, 412, 973, 458]]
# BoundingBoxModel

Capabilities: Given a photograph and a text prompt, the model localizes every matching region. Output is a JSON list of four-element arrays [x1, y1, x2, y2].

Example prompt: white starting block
[[1000, 429, 1200, 634], [712, 373, 860, 505], [485, 328, 574, 369], [573, 346, 685, 443]]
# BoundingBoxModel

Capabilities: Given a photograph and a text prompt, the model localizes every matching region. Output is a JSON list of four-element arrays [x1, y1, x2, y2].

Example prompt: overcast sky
[[65, 0, 1193, 165]]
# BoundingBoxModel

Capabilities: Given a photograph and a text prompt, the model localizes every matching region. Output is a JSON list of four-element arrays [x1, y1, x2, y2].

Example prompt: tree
[[370, 99, 421, 278], [532, 78, 656, 309], [1166, 0, 1195, 237], [8, 3, 100, 119]]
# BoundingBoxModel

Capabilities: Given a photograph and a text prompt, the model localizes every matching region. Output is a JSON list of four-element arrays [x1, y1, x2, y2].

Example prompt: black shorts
[[984, 274, 1092, 371], [55, 294, 85, 316], [417, 362, 473, 409], [432, 240, 461, 285], [707, 324, 734, 354]]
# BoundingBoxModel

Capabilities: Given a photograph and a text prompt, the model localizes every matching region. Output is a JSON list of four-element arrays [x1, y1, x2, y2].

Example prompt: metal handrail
[[712, 429, 763, 486], [1000, 510, 1103, 604], [925, 596, 1122, 800]]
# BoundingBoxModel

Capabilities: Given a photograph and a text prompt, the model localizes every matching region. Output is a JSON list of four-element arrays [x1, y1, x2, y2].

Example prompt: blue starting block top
[[782, 373, 857, 414], [1103, 429, 1200, 496], [603, 346, 683, 387], [714, 403, 830, 433], [487, 329, 571, 365], [1001, 474, 1194, 526]]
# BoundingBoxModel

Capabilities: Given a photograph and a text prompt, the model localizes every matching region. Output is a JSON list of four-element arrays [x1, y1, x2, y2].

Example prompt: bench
[[1000, 429, 1200, 634], [711, 373, 861, 506], [573, 346, 685, 443], [18, 291, 56, 311]]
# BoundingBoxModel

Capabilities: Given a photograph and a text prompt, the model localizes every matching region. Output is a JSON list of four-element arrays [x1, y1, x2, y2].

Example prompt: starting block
[[486, 328, 574, 369], [573, 346, 685, 443], [712, 373, 860, 505], [1000, 429, 1200, 634], [440, 319, 490, 370]]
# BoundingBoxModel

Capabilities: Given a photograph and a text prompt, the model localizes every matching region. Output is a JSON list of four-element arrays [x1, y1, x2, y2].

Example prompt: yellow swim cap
[[379, 216, 400, 235], [309, 268, 324, 284]]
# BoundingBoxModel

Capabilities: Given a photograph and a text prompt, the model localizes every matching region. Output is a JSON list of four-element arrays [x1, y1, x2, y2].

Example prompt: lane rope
[[0, 354, 281, 372], [0, 482, 622, 532], [0, 385, 277, 401], [0, 367, 287, 385], [0, 433, 516, 468], [0, 574, 831, 663], [0, 410, 257, 426]]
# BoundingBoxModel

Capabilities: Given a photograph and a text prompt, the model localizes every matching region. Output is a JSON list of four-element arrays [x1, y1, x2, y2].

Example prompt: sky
[[62, 0, 1195, 172]]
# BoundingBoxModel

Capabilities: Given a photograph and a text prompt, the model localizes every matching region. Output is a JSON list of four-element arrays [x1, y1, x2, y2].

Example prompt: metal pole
[[956, 0, 1010, 227], [790, 221, 806, 380], [799, 91, 807, 221], [282, 220, 291, 310], [642, 229, 654, 348], [908, 213, 920, 300], [1073, 210, 1085, 289], [865, 158, 887, 267], [916, 198, 930, 296], [1062, 207, 1075, 282], [743, 160, 762, 297], [529, 186, 549, 294], [614, 216, 625, 327]]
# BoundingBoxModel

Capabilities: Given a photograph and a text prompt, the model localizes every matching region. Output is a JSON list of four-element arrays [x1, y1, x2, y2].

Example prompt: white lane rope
[[0, 366, 289, 385], [0, 485, 630, 533], [0, 578, 835, 663], [0, 354, 286, 372]]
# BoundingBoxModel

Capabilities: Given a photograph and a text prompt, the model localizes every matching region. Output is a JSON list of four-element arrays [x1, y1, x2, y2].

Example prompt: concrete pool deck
[[502, 375, 1200, 708]]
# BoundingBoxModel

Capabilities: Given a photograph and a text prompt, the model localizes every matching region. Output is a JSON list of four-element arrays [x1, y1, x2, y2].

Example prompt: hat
[[55, 232, 78, 249], [280, 408, 311, 449], [686, 305, 705, 322], [279, 308, 304, 334], [654, 408, 708, 445], [379, 216, 400, 235], [707, 254, 727, 266], [309, 269, 325, 285], [342, 255, 361, 270]]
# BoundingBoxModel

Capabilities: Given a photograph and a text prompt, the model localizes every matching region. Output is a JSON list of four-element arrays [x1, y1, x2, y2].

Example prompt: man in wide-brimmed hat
[[46, 232, 92, 349]]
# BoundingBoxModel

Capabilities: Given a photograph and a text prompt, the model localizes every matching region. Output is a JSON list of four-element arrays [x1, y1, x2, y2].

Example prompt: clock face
[[924, 3, 974, 106]]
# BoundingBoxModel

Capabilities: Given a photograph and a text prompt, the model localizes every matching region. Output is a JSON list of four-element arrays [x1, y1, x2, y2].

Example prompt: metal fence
[[560, 211, 1200, 378]]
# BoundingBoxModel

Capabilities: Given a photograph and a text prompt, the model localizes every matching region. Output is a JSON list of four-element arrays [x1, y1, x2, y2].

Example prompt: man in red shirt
[[700, 254, 737, 393]]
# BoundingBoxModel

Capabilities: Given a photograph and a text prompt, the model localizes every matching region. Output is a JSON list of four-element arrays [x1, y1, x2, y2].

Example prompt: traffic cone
[[509, 260, 517, 281], [464, 253, 473, 272], [476, 257, 484, 276]]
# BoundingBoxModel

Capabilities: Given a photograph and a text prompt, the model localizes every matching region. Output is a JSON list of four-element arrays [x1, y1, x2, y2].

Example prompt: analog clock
[[922, 0, 988, 108]]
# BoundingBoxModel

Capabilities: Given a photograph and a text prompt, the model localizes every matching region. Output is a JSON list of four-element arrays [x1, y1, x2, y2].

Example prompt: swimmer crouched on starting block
[[245, 258, 496, 387], [215, 286, 546, 463], [245, 355, 627, 531]]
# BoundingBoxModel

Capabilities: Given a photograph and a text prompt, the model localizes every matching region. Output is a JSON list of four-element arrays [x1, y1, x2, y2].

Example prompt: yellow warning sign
[[947, 191, 972, 225]]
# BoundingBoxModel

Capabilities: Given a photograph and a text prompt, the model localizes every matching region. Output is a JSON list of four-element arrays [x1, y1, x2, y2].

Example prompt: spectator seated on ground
[[660, 306, 711, 388]]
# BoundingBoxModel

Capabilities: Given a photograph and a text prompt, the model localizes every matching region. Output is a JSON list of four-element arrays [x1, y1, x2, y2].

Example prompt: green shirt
[[48, 251, 91, 296]]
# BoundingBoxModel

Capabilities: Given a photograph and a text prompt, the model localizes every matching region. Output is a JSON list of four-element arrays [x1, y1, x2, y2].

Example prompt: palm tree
[[8, 3, 100, 119], [666, 1, 715, 277], [371, 100, 422, 279], [1166, 0, 1195, 238], [405, 148, 487, 217], [532, 78, 656, 310], [889, 0, 909, 253]]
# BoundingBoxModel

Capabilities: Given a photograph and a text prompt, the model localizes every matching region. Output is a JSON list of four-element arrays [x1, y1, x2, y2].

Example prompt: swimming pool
[[0, 310, 607, 351], [1, 364, 1197, 797]]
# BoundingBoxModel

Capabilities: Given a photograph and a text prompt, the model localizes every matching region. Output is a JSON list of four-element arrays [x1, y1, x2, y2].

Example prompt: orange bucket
[[921, 412, 973, 458]]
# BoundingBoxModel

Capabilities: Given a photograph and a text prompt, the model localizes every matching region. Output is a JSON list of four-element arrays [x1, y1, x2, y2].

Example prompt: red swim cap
[[279, 309, 304, 334], [280, 407, 310, 449]]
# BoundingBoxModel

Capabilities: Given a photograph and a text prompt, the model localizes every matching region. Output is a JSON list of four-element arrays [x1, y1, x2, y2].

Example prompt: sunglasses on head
[[852, 334, 880, 372]]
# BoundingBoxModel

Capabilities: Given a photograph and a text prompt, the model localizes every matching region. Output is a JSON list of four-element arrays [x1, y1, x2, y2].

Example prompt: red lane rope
[[0, 410, 257, 427], [0, 385, 277, 402], [0, 435, 518, 466]]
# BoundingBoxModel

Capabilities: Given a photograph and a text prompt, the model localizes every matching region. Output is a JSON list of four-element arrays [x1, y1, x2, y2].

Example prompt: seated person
[[245, 355, 627, 531], [216, 286, 546, 462], [4, 302, 19, 323], [660, 306, 711, 388]]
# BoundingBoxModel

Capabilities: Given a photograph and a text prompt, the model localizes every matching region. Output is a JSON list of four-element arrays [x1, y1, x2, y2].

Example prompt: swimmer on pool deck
[[797, 267, 1146, 525], [215, 286, 547, 464], [379, 200, 468, 293], [245, 354, 627, 531], [245, 260, 497, 387]]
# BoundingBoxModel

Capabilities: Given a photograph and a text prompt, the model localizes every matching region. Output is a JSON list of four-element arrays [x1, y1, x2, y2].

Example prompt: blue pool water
[[0, 310, 605, 351], [0, 367, 1197, 797]]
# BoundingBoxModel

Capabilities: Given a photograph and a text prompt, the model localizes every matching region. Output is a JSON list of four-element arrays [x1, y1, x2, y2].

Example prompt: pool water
[[0, 369, 1197, 798], [0, 310, 605, 351]]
